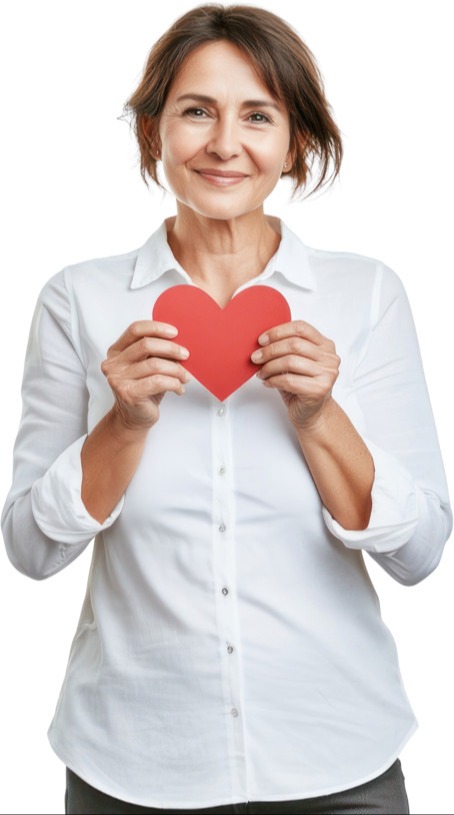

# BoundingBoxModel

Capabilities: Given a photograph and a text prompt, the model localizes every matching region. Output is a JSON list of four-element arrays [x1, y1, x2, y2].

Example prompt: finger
[[258, 320, 330, 347], [105, 336, 189, 368], [132, 373, 189, 398], [111, 371, 188, 405], [119, 357, 191, 383], [251, 337, 335, 366], [257, 354, 321, 381], [109, 320, 179, 353], [261, 371, 334, 398]]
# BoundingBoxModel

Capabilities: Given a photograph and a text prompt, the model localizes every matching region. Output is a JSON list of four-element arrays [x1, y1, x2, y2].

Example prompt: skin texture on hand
[[81, 320, 190, 522], [251, 319, 340, 429], [251, 319, 374, 530], [100, 319, 190, 430]]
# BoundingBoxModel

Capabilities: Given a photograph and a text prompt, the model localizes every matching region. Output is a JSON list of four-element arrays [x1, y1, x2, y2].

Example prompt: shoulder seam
[[61, 267, 87, 369]]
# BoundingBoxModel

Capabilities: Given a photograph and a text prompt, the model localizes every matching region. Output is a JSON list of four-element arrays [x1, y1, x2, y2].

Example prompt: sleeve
[[322, 263, 452, 585], [1, 269, 124, 580]]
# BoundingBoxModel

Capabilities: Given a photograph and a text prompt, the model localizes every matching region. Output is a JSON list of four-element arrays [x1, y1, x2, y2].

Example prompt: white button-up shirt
[[2, 220, 451, 809]]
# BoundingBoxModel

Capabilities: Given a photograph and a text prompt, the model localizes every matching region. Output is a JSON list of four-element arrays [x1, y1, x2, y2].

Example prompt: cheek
[[252, 135, 290, 173], [255, 150, 287, 182], [161, 123, 205, 165]]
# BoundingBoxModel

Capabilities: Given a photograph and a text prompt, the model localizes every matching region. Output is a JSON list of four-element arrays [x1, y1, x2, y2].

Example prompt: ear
[[283, 147, 295, 173], [141, 116, 161, 159]]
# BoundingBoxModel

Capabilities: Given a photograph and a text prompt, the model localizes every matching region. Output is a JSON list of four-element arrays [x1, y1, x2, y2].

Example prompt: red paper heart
[[153, 285, 291, 400]]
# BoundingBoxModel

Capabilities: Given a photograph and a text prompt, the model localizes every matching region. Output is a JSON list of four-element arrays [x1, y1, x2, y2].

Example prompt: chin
[[183, 198, 263, 221]]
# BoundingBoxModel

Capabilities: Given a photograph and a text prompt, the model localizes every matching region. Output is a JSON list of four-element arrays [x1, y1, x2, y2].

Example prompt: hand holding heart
[[101, 320, 190, 430], [251, 320, 340, 429], [152, 285, 291, 401], [101, 289, 339, 433]]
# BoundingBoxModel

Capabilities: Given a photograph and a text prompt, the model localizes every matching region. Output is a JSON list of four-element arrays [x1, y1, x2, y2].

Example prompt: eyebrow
[[175, 93, 282, 111]]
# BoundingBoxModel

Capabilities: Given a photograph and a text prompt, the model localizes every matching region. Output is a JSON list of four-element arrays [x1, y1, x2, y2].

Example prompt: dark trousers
[[65, 759, 409, 814]]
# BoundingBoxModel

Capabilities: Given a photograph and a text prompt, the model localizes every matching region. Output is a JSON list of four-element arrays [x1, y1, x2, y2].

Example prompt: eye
[[183, 107, 209, 119], [248, 112, 273, 124]]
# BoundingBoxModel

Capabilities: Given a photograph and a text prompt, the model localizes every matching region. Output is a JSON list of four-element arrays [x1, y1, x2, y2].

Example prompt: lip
[[194, 168, 248, 186]]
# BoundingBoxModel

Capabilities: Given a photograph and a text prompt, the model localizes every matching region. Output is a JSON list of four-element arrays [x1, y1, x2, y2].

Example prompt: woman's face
[[157, 40, 292, 221]]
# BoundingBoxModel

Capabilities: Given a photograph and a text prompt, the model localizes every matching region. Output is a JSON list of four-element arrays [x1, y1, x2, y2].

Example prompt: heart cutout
[[153, 285, 291, 400]]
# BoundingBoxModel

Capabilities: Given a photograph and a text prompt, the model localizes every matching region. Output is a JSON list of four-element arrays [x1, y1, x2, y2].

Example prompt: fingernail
[[179, 347, 189, 358], [258, 333, 269, 345], [251, 349, 262, 362]]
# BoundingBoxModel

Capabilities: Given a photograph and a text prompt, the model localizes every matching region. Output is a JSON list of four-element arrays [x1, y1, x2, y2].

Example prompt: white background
[[0, 1, 452, 813]]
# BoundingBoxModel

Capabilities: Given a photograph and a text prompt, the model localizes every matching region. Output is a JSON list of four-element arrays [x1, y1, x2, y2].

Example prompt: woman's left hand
[[251, 320, 340, 429]]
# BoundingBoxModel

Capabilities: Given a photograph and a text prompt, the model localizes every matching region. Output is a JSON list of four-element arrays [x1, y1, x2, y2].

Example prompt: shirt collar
[[130, 219, 316, 291]]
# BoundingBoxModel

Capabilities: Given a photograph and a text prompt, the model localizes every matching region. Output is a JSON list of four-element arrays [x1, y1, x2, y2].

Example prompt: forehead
[[167, 40, 275, 100]]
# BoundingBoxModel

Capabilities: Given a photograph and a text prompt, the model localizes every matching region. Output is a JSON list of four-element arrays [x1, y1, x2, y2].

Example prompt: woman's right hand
[[101, 320, 190, 431]]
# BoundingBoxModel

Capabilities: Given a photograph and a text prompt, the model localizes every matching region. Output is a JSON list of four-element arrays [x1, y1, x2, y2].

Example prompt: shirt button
[[222, 587, 229, 596], [217, 406, 225, 416], [227, 645, 234, 654], [219, 523, 226, 533], [231, 708, 239, 718], [218, 466, 226, 476]]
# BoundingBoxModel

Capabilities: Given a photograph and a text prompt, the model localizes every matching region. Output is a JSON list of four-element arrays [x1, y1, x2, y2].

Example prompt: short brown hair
[[125, 4, 343, 197]]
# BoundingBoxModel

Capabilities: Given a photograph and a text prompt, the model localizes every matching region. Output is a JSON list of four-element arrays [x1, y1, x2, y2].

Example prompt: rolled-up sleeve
[[323, 263, 452, 585], [1, 269, 123, 580], [31, 435, 123, 544]]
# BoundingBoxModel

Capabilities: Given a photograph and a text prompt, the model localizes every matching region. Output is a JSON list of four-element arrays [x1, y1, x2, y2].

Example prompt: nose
[[206, 115, 242, 160]]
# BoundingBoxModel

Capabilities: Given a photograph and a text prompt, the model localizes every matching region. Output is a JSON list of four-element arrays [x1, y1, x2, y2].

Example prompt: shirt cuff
[[322, 440, 420, 553], [31, 436, 124, 544]]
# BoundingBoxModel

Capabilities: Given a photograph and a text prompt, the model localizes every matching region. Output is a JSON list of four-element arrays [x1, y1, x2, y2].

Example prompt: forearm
[[295, 397, 374, 530], [81, 406, 149, 523]]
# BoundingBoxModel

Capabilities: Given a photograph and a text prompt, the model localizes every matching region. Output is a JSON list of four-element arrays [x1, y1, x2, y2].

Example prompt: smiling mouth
[[194, 169, 248, 186]]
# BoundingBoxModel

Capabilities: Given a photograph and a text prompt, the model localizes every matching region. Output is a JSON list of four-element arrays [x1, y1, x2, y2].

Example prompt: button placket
[[213, 401, 231, 553], [211, 398, 245, 784]]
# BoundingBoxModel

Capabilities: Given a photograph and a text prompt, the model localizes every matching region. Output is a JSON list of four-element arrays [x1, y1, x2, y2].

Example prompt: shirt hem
[[49, 719, 418, 809]]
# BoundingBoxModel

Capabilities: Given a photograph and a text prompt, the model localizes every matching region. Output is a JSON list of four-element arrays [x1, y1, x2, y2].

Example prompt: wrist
[[291, 396, 336, 435], [108, 404, 155, 441]]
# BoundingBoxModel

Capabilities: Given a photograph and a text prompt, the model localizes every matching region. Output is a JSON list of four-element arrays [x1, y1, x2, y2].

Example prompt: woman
[[2, 4, 451, 814]]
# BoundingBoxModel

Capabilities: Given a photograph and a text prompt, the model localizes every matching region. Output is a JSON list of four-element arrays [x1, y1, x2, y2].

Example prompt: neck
[[166, 206, 281, 307]]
